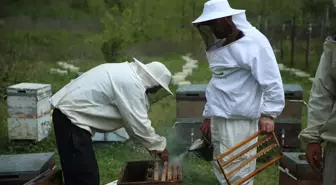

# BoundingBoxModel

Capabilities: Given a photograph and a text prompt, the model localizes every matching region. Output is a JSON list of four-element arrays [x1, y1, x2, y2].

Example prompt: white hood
[[232, 12, 255, 33], [195, 12, 255, 51], [129, 62, 159, 89]]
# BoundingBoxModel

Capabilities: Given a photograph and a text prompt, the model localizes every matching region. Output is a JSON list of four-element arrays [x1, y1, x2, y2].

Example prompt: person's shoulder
[[109, 64, 143, 91]]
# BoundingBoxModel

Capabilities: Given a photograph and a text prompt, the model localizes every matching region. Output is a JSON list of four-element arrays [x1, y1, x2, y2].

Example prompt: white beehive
[[7, 83, 52, 142], [92, 128, 130, 142]]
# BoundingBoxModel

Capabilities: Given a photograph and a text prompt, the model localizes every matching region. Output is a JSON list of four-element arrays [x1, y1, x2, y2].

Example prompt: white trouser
[[210, 116, 259, 185]]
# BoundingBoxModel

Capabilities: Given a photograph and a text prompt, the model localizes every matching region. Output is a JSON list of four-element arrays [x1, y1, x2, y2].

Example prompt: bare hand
[[306, 143, 323, 174], [150, 148, 169, 162], [258, 116, 274, 133]]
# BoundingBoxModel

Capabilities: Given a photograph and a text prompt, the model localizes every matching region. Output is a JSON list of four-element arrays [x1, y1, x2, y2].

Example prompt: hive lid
[[275, 119, 301, 125], [280, 152, 322, 180], [283, 84, 303, 94], [174, 117, 204, 125], [0, 152, 54, 175], [8, 83, 50, 90], [176, 84, 207, 94], [7, 83, 52, 98], [281, 152, 309, 166]]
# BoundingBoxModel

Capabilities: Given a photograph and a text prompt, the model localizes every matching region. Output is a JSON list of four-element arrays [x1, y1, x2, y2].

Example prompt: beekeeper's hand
[[200, 118, 211, 138], [150, 148, 169, 162], [306, 143, 323, 174], [258, 116, 274, 133]]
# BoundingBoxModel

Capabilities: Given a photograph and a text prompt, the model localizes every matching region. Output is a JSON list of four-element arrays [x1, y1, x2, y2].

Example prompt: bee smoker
[[188, 134, 214, 162]]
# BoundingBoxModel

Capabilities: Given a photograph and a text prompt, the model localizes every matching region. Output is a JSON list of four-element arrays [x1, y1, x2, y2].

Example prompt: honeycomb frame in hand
[[215, 131, 283, 185]]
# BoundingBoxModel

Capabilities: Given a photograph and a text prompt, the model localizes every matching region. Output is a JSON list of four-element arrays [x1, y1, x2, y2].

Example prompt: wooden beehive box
[[279, 152, 322, 185], [173, 117, 203, 145], [274, 119, 302, 150], [176, 84, 207, 118], [7, 83, 52, 142], [278, 84, 304, 120], [0, 152, 55, 185], [23, 168, 63, 185], [176, 84, 303, 120], [117, 160, 183, 185]]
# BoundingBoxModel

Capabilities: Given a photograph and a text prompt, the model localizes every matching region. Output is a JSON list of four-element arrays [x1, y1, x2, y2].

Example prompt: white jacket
[[49, 62, 166, 151], [203, 13, 285, 119]]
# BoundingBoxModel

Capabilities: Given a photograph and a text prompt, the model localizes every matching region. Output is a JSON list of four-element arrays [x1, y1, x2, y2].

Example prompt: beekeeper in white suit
[[50, 58, 172, 185], [192, 0, 285, 184]]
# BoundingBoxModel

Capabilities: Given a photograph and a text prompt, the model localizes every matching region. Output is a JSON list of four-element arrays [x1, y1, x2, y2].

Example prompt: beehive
[[117, 160, 183, 185], [278, 84, 304, 120], [23, 168, 63, 185], [0, 152, 55, 185], [175, 84, 207, 118], [7, 83, 52, 142], [173, 117, 203, 145], [274, 119, 302, 151], [279, 152, 322, 185]]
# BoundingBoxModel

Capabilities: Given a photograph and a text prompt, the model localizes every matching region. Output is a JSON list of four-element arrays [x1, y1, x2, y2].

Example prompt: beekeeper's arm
[[242, 46, 285, 116], [114, 84, 166, 152], [299, 53, 336, 144]]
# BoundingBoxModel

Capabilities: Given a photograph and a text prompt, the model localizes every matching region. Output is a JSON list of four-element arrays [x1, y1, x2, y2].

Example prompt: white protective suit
[[192, 1, 285, 184], [49, 58, 172, 152]]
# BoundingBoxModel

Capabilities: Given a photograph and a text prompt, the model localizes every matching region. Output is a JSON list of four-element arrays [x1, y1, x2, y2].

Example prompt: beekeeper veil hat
[[192, 0, 254, 51], [133, 58, 173, 95]]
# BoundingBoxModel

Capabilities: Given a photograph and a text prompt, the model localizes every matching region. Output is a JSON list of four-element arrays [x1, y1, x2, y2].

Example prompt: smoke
[[169, 151, 188, 166], [165, 126, 191, 161]]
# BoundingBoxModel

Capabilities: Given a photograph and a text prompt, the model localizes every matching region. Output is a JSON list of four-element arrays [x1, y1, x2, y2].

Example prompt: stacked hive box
[[7, 83, 52, 142], [279, 152, 322, 185], [175, 84, 207, 144], [0, 152, 55, 185], [174, 83, 304, 150], [275, 84, 304, 151]]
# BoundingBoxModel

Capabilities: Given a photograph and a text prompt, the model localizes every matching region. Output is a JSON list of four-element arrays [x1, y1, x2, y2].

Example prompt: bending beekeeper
[[298, 1, 336, 184], [191, 0, 285, 184], [50, 58, 172, 185]]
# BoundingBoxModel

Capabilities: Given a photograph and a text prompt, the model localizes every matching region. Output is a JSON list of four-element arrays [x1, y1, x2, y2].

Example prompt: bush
[[101, 37, 124, 63]]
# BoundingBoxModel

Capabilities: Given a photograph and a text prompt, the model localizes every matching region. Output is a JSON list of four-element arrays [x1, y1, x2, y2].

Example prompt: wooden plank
[[167, 163, 172, 181], [161, 162, 168, 181], [173, 165, 178, 180], [154, 161, 159, 181], [178, 166, 183, 181]]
